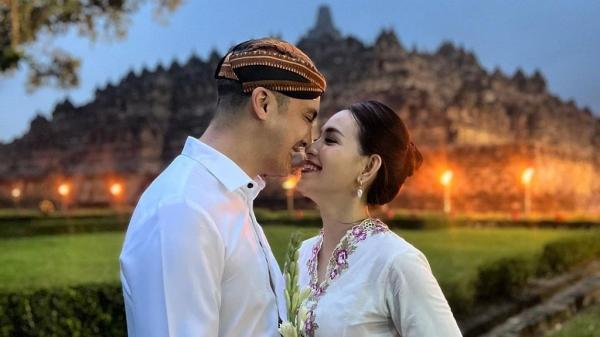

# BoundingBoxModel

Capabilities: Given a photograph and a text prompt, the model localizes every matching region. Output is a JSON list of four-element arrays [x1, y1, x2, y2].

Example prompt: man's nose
[[292, 140, 308, 152], [308, 125, 316, 146], [291, 141, 307, 169]]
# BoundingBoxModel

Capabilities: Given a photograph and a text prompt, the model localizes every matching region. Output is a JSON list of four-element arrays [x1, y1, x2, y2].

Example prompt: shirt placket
[[242, 184, 284, 324]]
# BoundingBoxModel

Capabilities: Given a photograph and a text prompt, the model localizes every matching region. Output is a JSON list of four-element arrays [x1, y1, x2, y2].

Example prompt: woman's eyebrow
[[320, 126, 344, 137]]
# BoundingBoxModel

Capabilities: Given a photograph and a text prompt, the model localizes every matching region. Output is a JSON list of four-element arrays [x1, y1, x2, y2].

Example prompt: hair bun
[[404, 142, 423, 178]]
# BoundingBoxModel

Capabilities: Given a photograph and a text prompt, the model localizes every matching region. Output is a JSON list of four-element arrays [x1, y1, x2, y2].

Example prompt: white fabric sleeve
[[385, 251, 463, 337], [157, 200, 225, 337], [124, 201, 226, 337]]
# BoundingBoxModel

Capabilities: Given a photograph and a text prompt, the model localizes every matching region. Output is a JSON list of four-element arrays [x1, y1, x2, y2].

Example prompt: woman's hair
[[348, 100, 423, 205]]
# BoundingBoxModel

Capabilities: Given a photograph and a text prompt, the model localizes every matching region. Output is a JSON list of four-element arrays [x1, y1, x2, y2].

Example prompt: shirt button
[[247, 183, 254, 188]]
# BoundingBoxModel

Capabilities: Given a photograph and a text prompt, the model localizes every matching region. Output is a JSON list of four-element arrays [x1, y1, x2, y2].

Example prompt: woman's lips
[[301, 160, 322, 173]]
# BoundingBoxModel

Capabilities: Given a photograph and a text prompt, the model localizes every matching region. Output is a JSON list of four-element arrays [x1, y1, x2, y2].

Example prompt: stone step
[[477, 264, 600, 337], [461, 260, 600, 337]]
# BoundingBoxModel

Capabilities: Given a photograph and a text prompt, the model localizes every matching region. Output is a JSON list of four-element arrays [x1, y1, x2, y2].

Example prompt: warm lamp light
[[110, 183, 123, 196], [58, 183, 70, 197], [11, 187, 21, 199], [440, 170, 453, 186], [282, 175, 299, 190], [521, 168, 535, 185]]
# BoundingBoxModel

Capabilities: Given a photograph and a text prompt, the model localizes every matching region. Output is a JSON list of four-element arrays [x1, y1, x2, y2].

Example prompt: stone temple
[[1, 5, 599, 214]]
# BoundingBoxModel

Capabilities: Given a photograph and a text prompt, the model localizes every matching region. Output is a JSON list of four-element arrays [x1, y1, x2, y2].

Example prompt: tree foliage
[[0, 0, 181, 90]]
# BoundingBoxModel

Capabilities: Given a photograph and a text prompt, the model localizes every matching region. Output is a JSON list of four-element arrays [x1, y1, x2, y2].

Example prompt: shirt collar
[[181, 136, 265, 194]]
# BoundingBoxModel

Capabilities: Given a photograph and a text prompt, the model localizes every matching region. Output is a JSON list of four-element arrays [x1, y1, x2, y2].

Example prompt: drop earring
[[356, 178, 363, 198]]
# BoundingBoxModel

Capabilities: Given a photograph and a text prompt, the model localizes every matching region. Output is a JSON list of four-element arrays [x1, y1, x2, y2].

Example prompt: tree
[[0, 0, 181, 90]]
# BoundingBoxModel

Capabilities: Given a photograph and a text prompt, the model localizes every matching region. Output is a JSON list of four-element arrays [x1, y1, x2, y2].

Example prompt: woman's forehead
[[322, 109, 356, 133]]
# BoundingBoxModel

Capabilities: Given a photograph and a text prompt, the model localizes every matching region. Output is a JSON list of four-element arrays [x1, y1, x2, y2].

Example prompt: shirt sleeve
[[122, 200, 225, 337], [385, 251, 463, 337]]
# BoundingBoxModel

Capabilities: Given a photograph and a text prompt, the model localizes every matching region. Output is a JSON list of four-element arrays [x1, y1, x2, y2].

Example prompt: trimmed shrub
[[536, 231, 600, 276], [386, 214, 458, 230], [439, 280, 474, 319], [0, 216, 128, 238], [0, 284, 125, 337], [474, 256, 533, 303]]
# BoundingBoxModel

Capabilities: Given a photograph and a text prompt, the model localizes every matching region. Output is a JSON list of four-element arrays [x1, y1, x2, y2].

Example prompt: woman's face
[[297, 109, 367, 201]]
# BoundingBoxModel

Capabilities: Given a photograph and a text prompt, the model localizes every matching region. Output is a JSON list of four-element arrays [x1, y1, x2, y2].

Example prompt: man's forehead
[[296, 98, 320, 114], [306, 96, 321, 108]]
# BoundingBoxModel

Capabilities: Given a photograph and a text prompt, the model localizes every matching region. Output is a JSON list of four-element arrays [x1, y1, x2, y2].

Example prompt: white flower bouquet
[[279, 233, 311, 337]]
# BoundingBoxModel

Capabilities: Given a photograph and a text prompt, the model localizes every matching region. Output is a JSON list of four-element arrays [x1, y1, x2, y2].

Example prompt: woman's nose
[[306, 142, 318, 155]]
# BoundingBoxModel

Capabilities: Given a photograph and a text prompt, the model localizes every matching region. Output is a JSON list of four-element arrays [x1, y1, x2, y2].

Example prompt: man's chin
[[263, 173, 287, 178], [260, 158, 303, 178], [262, 167, 294, 178]]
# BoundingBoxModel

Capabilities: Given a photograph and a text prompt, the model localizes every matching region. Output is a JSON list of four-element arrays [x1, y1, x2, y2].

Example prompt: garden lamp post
[[57, 183, 71, 212], [109, 182, 126, 219], [11, 187, 21, 209], [521, 168, 534, 215], [282, 175, 299, 215], [440, 170, 453, 214]]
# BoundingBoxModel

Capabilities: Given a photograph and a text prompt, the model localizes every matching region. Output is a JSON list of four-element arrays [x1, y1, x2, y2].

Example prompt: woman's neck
[[318, 196, 370, 248]]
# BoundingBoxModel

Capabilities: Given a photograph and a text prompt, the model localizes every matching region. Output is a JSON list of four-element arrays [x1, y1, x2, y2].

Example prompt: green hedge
[[474, 256, 533, 303], [536, 232, 600, 276], [470, 231, 600, 307], [452, 231, 600, 317], [1, 208, 598, 238], [0, 216, 128, 238], [439, 280, 474, 319], [0, 232, 599, 334], [0, 284, 125, 337]]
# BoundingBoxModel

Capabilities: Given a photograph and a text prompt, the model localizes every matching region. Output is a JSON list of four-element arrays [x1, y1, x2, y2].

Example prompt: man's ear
[[361, 154, 382, 184], [250, 87, 272, 121]]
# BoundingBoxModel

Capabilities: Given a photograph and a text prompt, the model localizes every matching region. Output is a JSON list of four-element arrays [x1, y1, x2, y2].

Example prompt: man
[[119, 38, 326, 337]]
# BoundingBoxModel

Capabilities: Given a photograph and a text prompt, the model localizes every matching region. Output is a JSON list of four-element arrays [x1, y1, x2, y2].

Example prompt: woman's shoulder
[[363, 220, 429, 268], [370, 224, 433, 278], [365, 220, 422, 254]]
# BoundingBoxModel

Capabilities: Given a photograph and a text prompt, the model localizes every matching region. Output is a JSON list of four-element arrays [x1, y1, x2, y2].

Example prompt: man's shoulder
[[132, 156, 235, 220], [146, 155, 230, 203]]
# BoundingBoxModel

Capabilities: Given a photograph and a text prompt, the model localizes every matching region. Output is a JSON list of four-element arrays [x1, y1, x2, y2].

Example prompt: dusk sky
[[1, 0, 599, 143]]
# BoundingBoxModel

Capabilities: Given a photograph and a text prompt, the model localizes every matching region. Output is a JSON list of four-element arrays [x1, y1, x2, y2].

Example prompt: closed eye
[[314, 133, 339, 145], [305, 110, 317, 123]]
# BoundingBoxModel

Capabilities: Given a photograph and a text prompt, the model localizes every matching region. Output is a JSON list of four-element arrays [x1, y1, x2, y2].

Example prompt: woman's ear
[[361, 154, 382, 184], [250, 87, 271, 121]]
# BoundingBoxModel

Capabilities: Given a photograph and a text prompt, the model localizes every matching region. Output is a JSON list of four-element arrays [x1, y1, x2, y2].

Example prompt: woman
[[295, 101, 462, 337]]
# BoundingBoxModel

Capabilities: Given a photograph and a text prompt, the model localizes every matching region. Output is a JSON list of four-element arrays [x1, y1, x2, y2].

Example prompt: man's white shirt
[[120, 136, 286, 337]]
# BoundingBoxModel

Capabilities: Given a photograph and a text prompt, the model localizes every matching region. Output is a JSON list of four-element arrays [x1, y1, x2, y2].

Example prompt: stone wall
[[0, 5, 598, 214]]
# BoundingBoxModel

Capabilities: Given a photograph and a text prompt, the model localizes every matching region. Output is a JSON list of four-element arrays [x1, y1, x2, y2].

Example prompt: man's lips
[[291, 151, 306, 169]]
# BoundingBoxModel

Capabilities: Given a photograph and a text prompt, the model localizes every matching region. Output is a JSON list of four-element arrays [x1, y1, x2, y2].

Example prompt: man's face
[[266, 95, 320, 177]]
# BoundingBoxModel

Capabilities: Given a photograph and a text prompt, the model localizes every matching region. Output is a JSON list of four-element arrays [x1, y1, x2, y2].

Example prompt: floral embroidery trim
[[302, 218, 389, 337]]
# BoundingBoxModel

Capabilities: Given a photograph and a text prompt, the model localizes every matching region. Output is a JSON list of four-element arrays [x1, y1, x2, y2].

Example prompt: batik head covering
[[214, 38, 326, 99]]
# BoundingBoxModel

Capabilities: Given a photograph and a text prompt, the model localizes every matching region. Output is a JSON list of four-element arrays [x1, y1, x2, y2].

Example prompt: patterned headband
[[215, 39, 326, 99]]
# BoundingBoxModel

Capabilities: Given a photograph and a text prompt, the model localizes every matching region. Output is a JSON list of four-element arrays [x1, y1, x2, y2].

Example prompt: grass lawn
[[0, 226, 592, 292], [265, 226, 592, 285], [0, 232, 125, 291], [546, 304, 600, 337]]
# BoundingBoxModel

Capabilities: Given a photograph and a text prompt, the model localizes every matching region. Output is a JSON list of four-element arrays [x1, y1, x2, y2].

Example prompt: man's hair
[[215, 79, 289, 117], [216, 78, 249, 111]]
